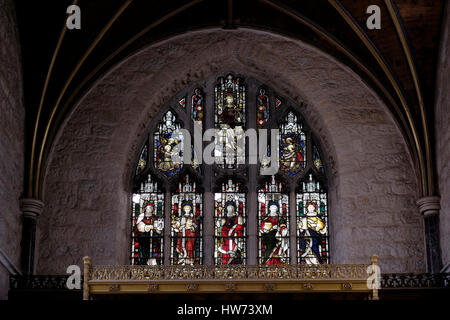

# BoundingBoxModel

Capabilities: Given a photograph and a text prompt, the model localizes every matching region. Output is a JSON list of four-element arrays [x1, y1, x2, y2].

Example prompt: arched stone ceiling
[[38, 28, 424, 273], [13, 0, 445, 199]]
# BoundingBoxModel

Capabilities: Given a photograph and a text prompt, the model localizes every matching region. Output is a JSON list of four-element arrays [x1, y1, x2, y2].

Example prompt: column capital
[[20, 198, 44, 219], [416, 196, 441, 217]]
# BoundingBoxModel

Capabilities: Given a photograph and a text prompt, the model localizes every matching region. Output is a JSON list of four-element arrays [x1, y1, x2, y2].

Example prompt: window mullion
[[131, 74, 329, 267], [164, 189, 171, 265], [247, 81, 257, 265], [203, 77, 215, 265], [289, 185, 297, 264]]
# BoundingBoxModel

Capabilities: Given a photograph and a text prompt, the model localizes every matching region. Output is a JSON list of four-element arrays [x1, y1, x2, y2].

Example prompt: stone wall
[[436, 3, 450, 271], [37, 28, 425, 274], [0, 0, 24, 300]]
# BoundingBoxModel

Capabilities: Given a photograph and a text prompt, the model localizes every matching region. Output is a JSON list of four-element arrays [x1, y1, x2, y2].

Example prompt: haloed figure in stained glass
[[260, 201, 289, 264], [157, 138, 180, 173], [216, 201, 245, 264], [298, 202, 327, 264], [154, 111, 183, 176], [280, 137, 303, 173], [217, 75, 244, 124], [134, 201, 164, 265], [279, 112, 306, 175], [172, 200, 199, 265], [214, 74, 246, 168]]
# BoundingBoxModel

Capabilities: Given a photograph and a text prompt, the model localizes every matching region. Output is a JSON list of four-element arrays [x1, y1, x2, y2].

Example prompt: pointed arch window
[[131, 73, 329, 266]]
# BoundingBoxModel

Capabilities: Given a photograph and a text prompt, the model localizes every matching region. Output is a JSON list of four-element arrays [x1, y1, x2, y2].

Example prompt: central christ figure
[[214, 74, 246, 169]]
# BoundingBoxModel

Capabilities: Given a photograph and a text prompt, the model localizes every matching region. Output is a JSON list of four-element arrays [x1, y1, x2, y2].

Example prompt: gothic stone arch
[[37, 28, 424, 274]]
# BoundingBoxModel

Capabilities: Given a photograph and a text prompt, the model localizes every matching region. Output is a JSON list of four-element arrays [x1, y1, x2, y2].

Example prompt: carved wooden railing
[[10, 274, 76, 290], [381, 273, 450, 289], [9, 261, 449, 300], [82, 255, 380, 300]]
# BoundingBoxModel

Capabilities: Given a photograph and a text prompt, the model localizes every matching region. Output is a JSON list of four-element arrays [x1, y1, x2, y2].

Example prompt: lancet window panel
[[214, 74, 247, 169], [131, 175, 165, 265], [154, 110, 184, 177], [257, 176, 290, 265], [279, 111, 306, 176], [296, 174, 329, 265], [191, 88, 204, 124], [256, 87, 269, 129], [171, 174, 203, 265], [214, 178, 247, 265]]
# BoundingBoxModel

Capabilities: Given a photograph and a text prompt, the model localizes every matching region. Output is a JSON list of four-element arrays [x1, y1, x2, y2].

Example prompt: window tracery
[[131, 73, 329, 266]]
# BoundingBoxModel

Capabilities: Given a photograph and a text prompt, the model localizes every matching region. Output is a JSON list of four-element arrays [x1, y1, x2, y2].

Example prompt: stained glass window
[[275, 97, 282, 109], [279, 111, 306, 175], [135, 142, 148, 175], [214, 178, 246, 264], [313, 144, 324, 174], [179, 97, 186, 109], [131, 175, 165, 265], [257, 176, 289, 265], [171, 174, 203, 265], [260, 145, 272, 173], [191, 88, 204, 123], [191, 146, 201, 173], [296, 174, 329, 264], [214, 74, 246, 169], [132, 74, 330, 267], [154, 110, 183, 176], [256, 88, 269, 128]]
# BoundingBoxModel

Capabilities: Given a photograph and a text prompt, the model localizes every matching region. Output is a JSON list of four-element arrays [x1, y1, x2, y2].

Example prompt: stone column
[[19, 198, 44, 275], [417, 196, 442, 273]]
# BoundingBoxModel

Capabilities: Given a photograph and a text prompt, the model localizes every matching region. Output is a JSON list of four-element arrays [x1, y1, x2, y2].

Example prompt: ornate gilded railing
[[88, 264, 370, 281], [9, 264, 449, 300], [10, 274, 78, 291], [82, 256, 380, 300], [381, 273, 450, 289]]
